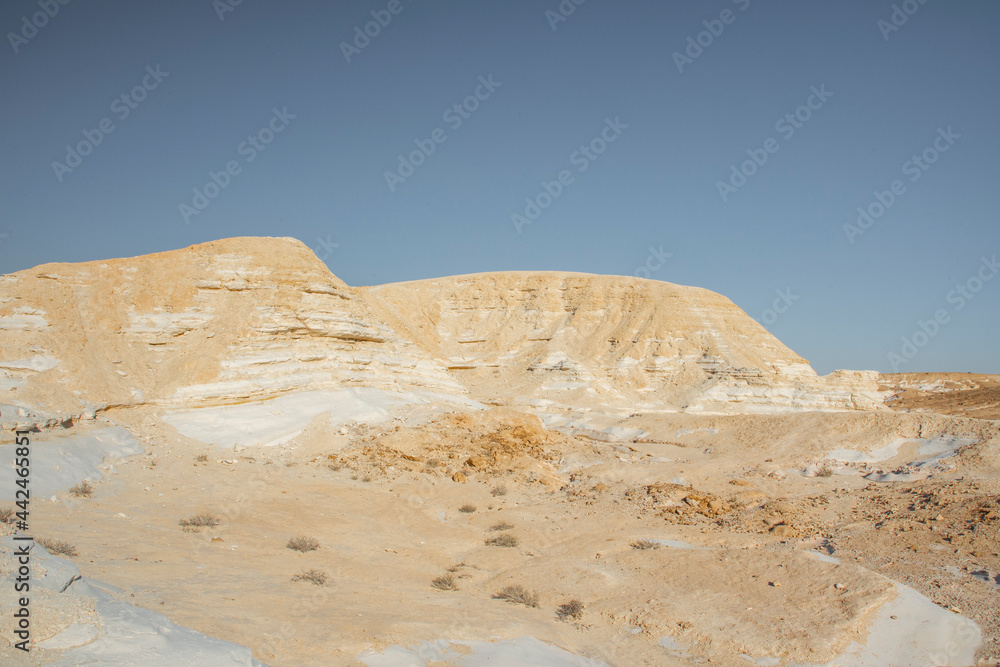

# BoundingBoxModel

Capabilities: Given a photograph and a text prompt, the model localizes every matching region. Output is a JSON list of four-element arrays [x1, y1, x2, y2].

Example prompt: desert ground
[[1, 238, 997, 666]]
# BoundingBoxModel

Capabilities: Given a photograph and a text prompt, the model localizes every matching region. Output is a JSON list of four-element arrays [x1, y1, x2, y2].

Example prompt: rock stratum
[[0, 236, 883, 425]]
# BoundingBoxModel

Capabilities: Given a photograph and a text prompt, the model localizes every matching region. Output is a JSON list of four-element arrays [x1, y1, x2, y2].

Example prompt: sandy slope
[[1, 402, 995, 665]]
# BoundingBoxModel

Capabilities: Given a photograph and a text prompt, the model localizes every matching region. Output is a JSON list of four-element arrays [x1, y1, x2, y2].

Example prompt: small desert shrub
[[286, 536, 320, 552], [485, 533, 518, 548], [195, 454, 208, 462], [816, 465, 833, 477], [557, 599, 585, 621], [432, 574, 458, 591], [631, 539, 660, 550], [37, 538, 78, 557], [459, 504, 477, 514], [0, 507, 13, 524], [491, 484, 508, 497], [490, 521, 515, 531], [179, 514, 220, 528], [492, 585, 539, 608], [361, 475, 372, 483], [291, 569, 328, 586], [69, 480, 93, 498]]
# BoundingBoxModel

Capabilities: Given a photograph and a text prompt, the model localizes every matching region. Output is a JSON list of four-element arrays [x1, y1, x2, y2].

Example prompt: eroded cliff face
[[0, 237, 884, 421], [365, 272, 886, 413], [0, 237, 462, 421]]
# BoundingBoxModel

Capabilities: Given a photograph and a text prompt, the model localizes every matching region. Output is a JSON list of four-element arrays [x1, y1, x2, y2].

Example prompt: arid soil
[[882, 373, 1000, 421], [4, 395, 998, 665]]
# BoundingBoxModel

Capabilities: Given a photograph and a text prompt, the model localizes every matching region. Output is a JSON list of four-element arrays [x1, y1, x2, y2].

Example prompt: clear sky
[[1, 1, 997, 375]]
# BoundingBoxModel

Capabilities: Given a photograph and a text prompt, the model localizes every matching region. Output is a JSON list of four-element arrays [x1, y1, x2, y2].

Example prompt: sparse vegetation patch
[[557, 599, 585, 620], [69, 480, 94, 497], [179, 514, 220, 529], [492, 585, 539, 607], [287, 536, 320, 552], [291, 569, 328, 586], [631, 538, 660, 550], [485, 533, 518, 547], [37, 537, 78, 557]]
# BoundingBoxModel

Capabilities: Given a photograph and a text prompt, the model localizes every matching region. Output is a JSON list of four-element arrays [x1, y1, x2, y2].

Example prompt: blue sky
[[1, 0, 997, 374]]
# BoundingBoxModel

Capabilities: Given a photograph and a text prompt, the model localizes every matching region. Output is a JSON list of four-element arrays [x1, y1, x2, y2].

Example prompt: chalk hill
[[0, 237, 884, 422]]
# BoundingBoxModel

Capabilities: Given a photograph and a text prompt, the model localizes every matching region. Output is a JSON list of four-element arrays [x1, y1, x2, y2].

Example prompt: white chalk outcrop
[[0, 237, 885, 423], [366, 271, 886, 414], [0, 537, 266, 665]]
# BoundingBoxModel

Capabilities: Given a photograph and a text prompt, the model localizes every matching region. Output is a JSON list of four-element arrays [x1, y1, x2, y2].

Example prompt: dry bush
[[432, 574, 458, 591], [0, 507, 13, 524], [492, 585, 539, 607], [490, 521, 515, 531], [816, 465, 833, 477], [291, 569, 328, 586], [485, 533, 518, 547], [631, 539, 660, 550], [69, 480, 93, 498], [459, 504, 477, 514], [195, 454, 208, 462], [179, 514, 220, 528], [287, 536, 320, 552], [37, 538, 78, 557], [491, 484, 508, 497], [557, 599, 585, 621]]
